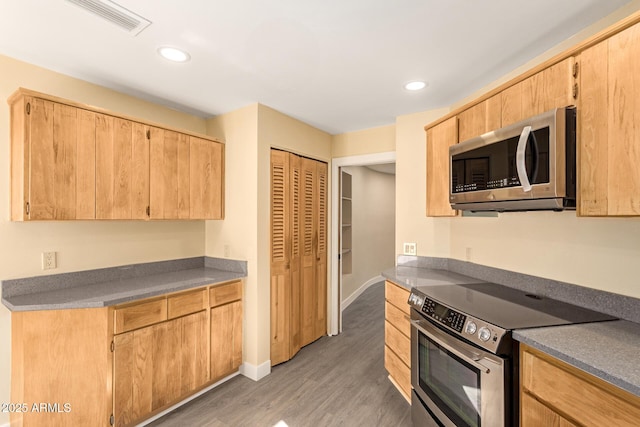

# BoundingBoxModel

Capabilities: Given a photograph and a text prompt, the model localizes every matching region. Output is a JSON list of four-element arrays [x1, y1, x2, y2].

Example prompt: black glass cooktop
[[414, 282, 617, 330]]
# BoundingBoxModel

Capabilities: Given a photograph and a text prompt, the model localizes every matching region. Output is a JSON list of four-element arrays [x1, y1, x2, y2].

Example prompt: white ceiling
[[0, 0, 631, 134]]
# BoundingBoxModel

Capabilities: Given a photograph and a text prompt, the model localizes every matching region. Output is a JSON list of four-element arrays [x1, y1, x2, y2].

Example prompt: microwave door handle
[[516, 126, 533, 192]]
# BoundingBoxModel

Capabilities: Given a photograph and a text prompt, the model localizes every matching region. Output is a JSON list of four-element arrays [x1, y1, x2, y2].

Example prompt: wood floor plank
[[149, 281, 412, 427]]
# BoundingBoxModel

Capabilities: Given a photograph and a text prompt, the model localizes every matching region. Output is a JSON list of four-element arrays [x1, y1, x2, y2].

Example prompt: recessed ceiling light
[[158, 46, 191, 62], [404, 81, 427, 91]]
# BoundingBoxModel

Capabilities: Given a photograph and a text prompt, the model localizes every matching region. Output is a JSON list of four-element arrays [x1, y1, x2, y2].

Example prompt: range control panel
[[408, 288, 510, 354], [422, 298, 466, 332]]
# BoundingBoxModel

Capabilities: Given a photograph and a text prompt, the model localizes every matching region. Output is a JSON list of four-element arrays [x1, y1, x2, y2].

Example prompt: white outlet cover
[[403, 243, 417, 256]]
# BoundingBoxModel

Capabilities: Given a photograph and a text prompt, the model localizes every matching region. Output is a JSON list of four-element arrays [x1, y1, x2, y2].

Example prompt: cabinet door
[[114, 311, 207, 426], [17, 99, 96, 220], [579, 23, 640, 216], [150, 128, 190, 219], [426, 116, 457, 217], [211, 300, 242, 380], [190, 136, 224, 219], [502, 57, 575, 127], [457, 95, 502, 142], [96, 115, 149, 219]]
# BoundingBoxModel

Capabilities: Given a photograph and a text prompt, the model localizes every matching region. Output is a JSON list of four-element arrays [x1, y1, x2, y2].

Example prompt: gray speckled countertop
[[1, 257, 246, 311], [382, 266, 483, 290], [514, 321, 640, 397], [382, 256, 640, 398]]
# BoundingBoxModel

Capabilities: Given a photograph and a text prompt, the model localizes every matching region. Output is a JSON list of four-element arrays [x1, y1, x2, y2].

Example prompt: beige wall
[[395, 108, 451, 259], [205, 103, 331, 371], [332, 124, 395, 158], [0, 55, 210, 425], [341, 166, 395, 302]]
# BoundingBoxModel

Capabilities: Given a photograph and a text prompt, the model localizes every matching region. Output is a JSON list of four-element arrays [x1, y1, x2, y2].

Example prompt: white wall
[[0, 55, 209, 426], [341, 166, 395, 302]]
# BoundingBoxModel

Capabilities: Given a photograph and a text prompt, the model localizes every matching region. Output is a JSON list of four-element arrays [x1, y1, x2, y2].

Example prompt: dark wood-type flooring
[[150, 281, 412, 426]]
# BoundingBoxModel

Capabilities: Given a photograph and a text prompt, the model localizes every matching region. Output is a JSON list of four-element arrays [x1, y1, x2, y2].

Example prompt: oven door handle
[[410, 319, 491, 374]]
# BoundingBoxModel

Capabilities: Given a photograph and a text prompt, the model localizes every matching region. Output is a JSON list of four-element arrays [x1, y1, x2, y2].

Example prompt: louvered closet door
[[300, 157, 318, 347], [270, 150, 291, 365], [315, 160, 328, 338], [289, 153, 302, 357]]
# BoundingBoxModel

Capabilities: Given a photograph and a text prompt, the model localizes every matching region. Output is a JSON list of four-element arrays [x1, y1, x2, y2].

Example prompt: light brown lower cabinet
[[384, 280, 411, 402], [10, 280, 242, 427], [520, 344, 640, 427]]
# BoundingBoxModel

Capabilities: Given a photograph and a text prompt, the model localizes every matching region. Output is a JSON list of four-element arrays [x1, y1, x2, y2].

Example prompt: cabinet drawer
[[384, 344, 411, 400], [210, 281, 242, 307], [385, 320, 410, 367], [385, 301, 411, 337], [114, 298, 167, 334], [385, 281, 410, 314], [521, 346, 640, 427], [167, 289, 206, 319]]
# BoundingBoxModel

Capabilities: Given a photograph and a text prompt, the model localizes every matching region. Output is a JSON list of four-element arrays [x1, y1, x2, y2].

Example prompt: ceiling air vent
[[65, 0, 151, 36]]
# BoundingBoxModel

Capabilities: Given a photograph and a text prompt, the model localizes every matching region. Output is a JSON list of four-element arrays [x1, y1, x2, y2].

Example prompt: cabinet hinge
[[110, 414, 114, 426], [110, 340, 114, 352], [146, 130, 150, 140], [572, 83, 579, 99], [26, 102, 31, 115], [26, 202, 30, 216], [146, 206, 150, 216], [572, 62, 579, 78]]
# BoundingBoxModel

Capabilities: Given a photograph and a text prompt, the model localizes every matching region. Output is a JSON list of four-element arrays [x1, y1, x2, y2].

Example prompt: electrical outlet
[[403, 242, 417, 256], [42, 251, 57, 270]]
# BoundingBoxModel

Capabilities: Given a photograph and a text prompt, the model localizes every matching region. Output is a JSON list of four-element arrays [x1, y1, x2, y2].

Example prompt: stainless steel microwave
[[449, 106, 576, 212]]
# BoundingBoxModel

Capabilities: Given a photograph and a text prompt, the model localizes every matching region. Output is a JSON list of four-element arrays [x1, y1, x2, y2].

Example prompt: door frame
[[329, 151, 396, 335]]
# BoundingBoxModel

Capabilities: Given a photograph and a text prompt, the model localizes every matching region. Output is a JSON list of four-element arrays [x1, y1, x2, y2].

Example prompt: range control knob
[[465, 321, 477, 335], [478, 327, 492, 342]]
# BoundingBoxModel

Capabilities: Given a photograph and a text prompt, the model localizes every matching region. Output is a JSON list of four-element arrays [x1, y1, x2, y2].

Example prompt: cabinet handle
[[572, 62, 579, 78], [146, 130, 150, 140], [573, 83, 579, 99], [146, 206, 150, 216], [26, 102, 31, 115], [25, 202, 30, 216]]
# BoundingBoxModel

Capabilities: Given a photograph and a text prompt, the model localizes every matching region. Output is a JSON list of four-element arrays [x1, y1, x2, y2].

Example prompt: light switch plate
[[403, 242, 417, 256]]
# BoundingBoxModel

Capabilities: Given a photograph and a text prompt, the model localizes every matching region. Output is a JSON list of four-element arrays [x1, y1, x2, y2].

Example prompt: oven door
[[411, 311, 507, 427]]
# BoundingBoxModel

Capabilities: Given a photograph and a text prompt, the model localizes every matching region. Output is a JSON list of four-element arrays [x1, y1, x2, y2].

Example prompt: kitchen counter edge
[[1, 257, 247, 312]]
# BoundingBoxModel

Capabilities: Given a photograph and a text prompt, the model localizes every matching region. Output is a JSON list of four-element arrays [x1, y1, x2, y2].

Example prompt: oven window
[[418, 331, 481, 427]]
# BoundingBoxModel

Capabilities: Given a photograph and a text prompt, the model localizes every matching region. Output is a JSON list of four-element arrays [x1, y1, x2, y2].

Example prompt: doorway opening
[[330, 152, 396, 334]]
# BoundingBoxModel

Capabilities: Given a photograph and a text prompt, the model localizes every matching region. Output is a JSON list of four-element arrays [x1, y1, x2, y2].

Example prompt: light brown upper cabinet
[[149, 128, 190, 219], [578, 22, 640, 216], [8, 88, 224, 221], [9, 96, 97, 220], [426, 116, 458, 217], [190, 136, 224, 220], [457, 95, 502, 142], [501, 57, 576, 127]]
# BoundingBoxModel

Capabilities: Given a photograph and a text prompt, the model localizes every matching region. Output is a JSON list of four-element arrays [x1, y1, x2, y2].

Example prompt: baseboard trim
[[139, 371, 240, 426], [240, 360, 271, 381], [341, 275, 385, 311]]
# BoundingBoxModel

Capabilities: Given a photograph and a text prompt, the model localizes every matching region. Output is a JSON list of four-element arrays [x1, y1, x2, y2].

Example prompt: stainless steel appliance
[[408, 282, 616, 427], [449, 106, 576, 212]]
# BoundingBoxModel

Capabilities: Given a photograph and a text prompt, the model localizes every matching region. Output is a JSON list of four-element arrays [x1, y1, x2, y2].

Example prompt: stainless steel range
[[408, 282, 616, 427]]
